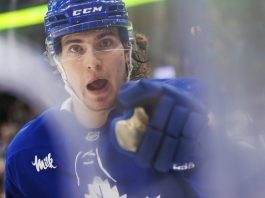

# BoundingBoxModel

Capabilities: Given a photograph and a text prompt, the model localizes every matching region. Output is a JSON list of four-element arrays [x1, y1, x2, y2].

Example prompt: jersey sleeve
[[5, 156, 26, 198]]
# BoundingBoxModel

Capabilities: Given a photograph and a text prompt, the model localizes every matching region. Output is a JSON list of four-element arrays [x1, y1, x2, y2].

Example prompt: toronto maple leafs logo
[[85, 177, 127, 198]]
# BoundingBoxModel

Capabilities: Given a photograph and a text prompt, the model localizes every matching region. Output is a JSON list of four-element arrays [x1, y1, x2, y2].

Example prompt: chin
[[85, 100, 115, 112], [88, 105, 114, 112]]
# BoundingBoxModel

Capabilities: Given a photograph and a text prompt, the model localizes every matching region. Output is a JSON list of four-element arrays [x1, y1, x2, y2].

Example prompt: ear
[[125, 51, 130, 65], [124, 43, 131, 65]]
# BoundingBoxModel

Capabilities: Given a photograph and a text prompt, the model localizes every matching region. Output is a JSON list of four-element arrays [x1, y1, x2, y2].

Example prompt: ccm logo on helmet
[[72, 6, 103, 16]]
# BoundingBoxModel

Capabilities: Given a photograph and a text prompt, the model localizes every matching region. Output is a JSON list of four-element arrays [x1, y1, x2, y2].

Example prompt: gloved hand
[[111, 78, 211, 172]]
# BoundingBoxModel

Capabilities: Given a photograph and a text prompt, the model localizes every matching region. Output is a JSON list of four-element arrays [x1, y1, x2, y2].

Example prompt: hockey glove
[[111, 78, 210, 172]]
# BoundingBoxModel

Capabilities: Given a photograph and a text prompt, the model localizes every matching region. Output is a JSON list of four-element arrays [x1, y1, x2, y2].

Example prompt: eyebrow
[[96, 30, 118, 40], [62, 38, 82, 47], [62, 30, 119, 47]]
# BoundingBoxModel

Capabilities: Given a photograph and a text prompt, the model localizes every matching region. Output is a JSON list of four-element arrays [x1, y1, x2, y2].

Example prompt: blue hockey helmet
[[45, 0, 133, 55]]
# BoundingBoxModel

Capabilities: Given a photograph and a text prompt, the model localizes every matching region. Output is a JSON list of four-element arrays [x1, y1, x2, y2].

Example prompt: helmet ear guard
[[44, 38, 57, 67]]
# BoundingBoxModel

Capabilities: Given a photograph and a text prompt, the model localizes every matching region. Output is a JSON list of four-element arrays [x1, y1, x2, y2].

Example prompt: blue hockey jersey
[[5, 78, 209, 198]]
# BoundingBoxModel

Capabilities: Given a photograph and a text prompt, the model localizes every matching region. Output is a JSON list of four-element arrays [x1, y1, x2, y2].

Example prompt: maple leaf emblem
[[85, 177, 127, 198]]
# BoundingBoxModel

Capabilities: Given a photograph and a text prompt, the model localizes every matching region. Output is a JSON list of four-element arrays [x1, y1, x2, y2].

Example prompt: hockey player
[[5, 0, 211, 197]]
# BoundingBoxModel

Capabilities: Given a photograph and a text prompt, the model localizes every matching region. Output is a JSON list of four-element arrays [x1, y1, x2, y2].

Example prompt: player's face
[[59, 27, 128, 111]]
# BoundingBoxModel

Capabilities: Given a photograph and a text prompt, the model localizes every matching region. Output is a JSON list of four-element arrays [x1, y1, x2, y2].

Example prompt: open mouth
[[87, 79, 108, 91]]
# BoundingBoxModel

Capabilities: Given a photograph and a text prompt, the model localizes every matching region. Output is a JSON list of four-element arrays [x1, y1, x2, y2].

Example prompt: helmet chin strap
[[53, 45, 133, 112]]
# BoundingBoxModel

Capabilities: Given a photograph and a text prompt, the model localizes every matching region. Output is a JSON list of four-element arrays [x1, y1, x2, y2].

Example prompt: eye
[[68, 45, 83, 54], [99, 38, 114, 49], [100, 39, 113, 48]]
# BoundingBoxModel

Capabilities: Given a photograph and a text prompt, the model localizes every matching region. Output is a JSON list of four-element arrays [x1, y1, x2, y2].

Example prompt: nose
[[83, 48, 102, 71]]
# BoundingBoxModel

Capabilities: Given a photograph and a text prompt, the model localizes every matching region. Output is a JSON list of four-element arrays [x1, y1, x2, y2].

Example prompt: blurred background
[[1, 0, 265, 197]]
